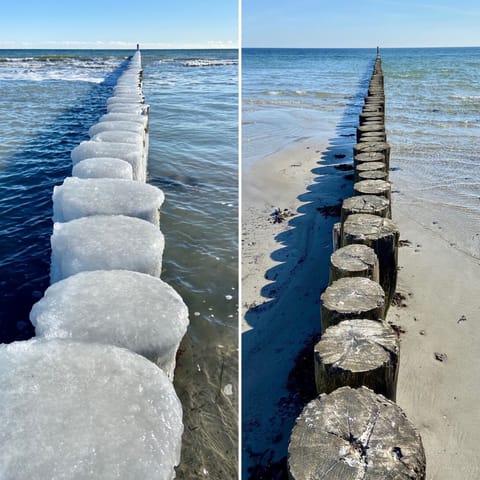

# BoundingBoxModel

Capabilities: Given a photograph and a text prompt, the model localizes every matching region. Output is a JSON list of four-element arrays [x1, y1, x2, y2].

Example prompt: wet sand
[[242, 138, 480, 478]]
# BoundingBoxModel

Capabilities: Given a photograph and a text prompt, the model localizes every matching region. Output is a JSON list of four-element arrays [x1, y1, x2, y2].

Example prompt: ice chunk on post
[[0, 339, 183, 480], [89, 121, 146, 137], [107, 103, 150, 115], [72, 157, 133, 180], [91, 130, 145, 147], [31, 270, 189, 379], [53, 177, 164, 225], [71, 140, 145, 182], [100, 112, 149, 128], [107, 95, 144, 106], [50, 215, 164, 283]]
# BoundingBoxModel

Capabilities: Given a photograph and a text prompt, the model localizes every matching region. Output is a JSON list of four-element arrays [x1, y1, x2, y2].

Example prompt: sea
[[0, 49, 238, 479], [243, 47, 480, 259], [242, 47, 480, 478]]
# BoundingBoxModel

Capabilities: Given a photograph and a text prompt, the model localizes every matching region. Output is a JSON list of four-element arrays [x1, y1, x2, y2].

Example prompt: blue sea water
[[242, 47, 480, 478], [0, 49, 238, 479], [243, 47, 480, 258]]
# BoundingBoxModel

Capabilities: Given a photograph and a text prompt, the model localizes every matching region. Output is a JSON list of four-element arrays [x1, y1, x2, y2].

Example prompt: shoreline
[[242, 137, 480, 478]]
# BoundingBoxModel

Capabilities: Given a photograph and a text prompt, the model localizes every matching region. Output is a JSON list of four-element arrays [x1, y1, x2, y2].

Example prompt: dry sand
[[242, 137, 480, 478]]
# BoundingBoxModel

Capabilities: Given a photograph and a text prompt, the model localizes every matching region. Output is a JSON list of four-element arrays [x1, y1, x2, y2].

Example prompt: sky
[[243, 0, 480, 48], [0, 0, 238, 49]]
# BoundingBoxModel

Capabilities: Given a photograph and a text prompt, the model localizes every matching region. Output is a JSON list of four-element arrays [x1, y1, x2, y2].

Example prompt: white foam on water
[[0, 338, 183, 479], [72, 157, 133, 180], [50, 215, 164, 282], [31, 270, 188, 379], [52, 177, 163, 225]]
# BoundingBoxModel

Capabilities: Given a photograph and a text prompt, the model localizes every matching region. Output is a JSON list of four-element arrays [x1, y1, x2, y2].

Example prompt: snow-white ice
[[72, 157, 133, 180], [99, 113, 149, 128], [31, 270, 189, 379], [89, 121, 146, 137], [90, 130, 145, 147], [50, 215, 164, 282], [52, 177, 164, 225], [71, 140, 145, 181], [107, 103, 150, 115], [0, 339, 183, 480]]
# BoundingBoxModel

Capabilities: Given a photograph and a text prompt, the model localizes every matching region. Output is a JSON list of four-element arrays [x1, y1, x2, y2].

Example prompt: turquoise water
[[0, 49, 238, 479]]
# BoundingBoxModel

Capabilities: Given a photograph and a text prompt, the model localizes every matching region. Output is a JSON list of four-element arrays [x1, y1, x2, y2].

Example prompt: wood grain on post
[[332, 222, 341, 252], [359, 112, 384, 125], [314, 319, 399, 400], [358, 170, 388, 181], [288, 386, 426, 480], [320, 277, 385, 332], [354, 151, 385, 167], [330, 244, 379, 283], [354, 179, 391, 208], [354, 161, 387, 182], [342, 214, 399, 310], [341, 195, 390, 221], [354, 142, 391, 168]]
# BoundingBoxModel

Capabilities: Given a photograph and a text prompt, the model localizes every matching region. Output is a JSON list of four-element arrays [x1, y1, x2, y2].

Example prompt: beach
[[242, 47, 480, 479], [242, 138, 480, 479]]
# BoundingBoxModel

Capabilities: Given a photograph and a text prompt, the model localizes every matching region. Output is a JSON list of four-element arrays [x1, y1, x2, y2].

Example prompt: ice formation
[[52, 177, 164, 225], [72, 157, 133, 180], [50, 215, 164, 282], [90, 130, 145, 147], [99, 112, 149, 128], [71, 140, 145, 181], [0, 339, 183, 480], [89, 120, 146, 137], [31, 270, 189, 379], [107, 103, 150, 115]]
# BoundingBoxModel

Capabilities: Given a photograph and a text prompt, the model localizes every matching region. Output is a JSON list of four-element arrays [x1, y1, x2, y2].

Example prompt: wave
[[182, 59, 238, 67]]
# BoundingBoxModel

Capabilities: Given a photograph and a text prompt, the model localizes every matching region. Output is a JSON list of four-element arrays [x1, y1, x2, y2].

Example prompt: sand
[[242, 137, 480, 478]]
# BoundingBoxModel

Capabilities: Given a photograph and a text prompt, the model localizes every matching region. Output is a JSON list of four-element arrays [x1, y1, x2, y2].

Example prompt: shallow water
[[0, 49, 238, 479], [243, 47, 480, 258]]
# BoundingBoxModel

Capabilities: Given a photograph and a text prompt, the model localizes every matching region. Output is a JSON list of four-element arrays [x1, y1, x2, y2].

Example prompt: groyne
[[288, 50, 427, 479], [0, 50, 187, 479]]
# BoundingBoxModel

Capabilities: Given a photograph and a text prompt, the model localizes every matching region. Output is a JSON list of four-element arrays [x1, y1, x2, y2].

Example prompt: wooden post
[[353, 179, 391, 206], [320, 277, 385, 332], [332, 222, 341, 252], [314, 319, 399, 400], [353, 142, 391, 169], [288, 386, 426, 480], [354, 151, 385, 167], [342, 214, 399, 311], [341, 195, 390, 221], [354, 161, 387, 182], [358, 170, 388, 181], [329, 244, 379, 283]]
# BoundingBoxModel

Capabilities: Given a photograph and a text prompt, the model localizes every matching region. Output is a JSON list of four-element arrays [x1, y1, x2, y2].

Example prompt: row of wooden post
[[288, 51, 427, 479]]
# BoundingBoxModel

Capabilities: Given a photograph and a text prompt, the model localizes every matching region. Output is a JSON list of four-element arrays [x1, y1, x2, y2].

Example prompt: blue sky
[[243, 0, 480, 48], [0, 0, 238, 49]]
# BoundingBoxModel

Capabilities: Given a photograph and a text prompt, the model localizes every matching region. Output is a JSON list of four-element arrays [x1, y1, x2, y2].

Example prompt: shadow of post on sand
[[242, 59, 374, 479]]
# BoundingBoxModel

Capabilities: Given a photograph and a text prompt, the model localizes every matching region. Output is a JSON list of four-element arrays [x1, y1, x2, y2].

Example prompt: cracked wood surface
[[288, 387, 426, 480], [314, 319, 399, 400]]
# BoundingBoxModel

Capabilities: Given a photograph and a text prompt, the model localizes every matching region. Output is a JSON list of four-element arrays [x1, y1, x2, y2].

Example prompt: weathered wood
[[320, 277, 385, 332], [314, 319, 399, 400], [354, 142, 391, 168], [288, 386, 426, 480], [332, 222, 341, 252], [354, 179, 391, 208], [358, 170, 388, 181], [341, 195, 390, 221], [359, 112, 384, 126], [356, 124, 385, 142], [354, 151, 385, 167], [342, 214, 399, 310], [354, 161, 386, 182], [330, 244, 379, 283], [358, 133, 387, 144]]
